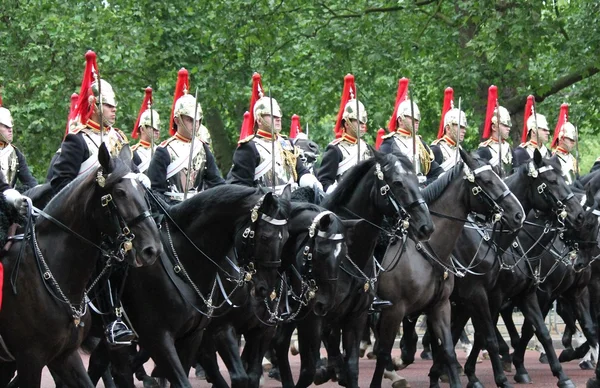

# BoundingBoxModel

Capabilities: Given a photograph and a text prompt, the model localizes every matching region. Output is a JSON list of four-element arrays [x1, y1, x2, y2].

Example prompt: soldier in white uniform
[[131, 87, 160, 174], [431, 108, 468, 172], [380, 99, 443, 185], [317, 98, 372, 193], [477, 106, 514, 175], [148, 68, 224, 202], [551, 109, 578, 184], [514, 112, 551, 168], [228, 74, 320, 194], [0, 106, 37, 190]]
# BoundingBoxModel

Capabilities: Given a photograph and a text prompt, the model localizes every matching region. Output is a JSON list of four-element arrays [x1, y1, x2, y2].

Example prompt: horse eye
[[114, 188, 127, 198]]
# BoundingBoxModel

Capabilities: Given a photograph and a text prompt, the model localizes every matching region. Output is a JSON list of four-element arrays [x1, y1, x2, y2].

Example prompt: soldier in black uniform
[[228, 73, 320, 193], [147, 68, 224, 202], [0, 106, 37, 191]]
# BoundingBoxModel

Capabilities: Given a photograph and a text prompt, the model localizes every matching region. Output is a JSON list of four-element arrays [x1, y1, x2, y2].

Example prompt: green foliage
[[1, 0, 599, 178]]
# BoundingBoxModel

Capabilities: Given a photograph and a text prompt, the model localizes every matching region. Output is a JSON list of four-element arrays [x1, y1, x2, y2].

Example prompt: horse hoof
[[142, 376, 160, 388], [393, 356, 408, 370], [367, 351, 377, 360], [420, 350, 433, 360], [514, 373, 531, 384], [558, 379, 575, 388], [503, 361, 512, 373], [482, 350, 490, 360], [466, 382, 484, 388], [587, 378, 600, 388], [539, 353, 549, 364], [559, 348, 576, 363], [499, 381, 514, 388], [291, 340, 300, 356], [313, 367, 330, 385], [581, 361, 595, 370], [392, 378, 410, 388]]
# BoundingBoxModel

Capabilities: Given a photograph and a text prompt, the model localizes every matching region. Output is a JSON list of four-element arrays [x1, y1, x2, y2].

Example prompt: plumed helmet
[[397, 99, 421, 121], [91, 78, 117, 107], [491, 106, 511, 127], [0, 107, 13, 128], [174, 94, 202, 121], [139, 109, 160, 131], [443, 108, 467, 128], [343, 99, 367, 124], [560, 122, 576, 141], [527, 113, 549, 131], [253, 96, 282, 119]]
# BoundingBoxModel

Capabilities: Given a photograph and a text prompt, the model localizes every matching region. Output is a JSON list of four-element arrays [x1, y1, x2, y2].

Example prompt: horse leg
[[47, 350, 95, 388], [514, 294, 574, 388], [568, 287, 598, 368], [322, 326, 343, 384], [427, 301, 460, 388], [271, 322, 296, 388], [242, 326, 276, 388], [295, 317, 323, 388], [398, 317, 419, 368], [214, 324, 249, 388], [85, 339, 112, 386], [557, 296, 577, 350], [370, 305, 405, 388], [494, 324, 512, 372], [342, 311, 367, 388], [500, 304, 521, 351], [361, 315, 373, 358], [141, 333, 193, 388]]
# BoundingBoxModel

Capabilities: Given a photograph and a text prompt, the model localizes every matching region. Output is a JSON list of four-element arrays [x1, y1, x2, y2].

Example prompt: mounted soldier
[[514, 95, 551, 168], [477, 85, 514, 176], [131, 87, 160, 174], [0, 102, 37, 191], [317, 74, 372, 193], [551, 103, 578, 184], [289, 114, 320, 175], [431, 87, 468, 172], [228, 72, 321, 194], [49, 51, 129, 195], [380, 77, 443, 185], [47, 50, 135, 346], [148, 68, 224, 202]]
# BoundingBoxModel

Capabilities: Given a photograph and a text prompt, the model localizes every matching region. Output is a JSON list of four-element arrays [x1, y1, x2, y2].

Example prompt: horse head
[[522, 149, 584, 229], [240, 187, 291, 299], [570, 172, 600, 271], [460, 149, 524, 232], [88, 143, 162, 267], [373, 152, 434, 241]]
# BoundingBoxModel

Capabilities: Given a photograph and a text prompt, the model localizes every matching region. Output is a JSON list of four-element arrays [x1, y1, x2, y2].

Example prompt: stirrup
[[105, 318, 135, 347]]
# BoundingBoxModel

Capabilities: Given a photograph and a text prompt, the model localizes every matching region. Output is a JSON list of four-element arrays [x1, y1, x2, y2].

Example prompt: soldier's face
[[260, 115, 282, 133], [142, 125, 159, 143], [179, 115, 200, 138], [447, 124, 466, 142], [101, 103, 116, 126], [536, 128, 550, 143], [561, 138, 575, 152], [399, 116, 419, 133], [498, 123, 511, 140], [0, 124, 13, 143]]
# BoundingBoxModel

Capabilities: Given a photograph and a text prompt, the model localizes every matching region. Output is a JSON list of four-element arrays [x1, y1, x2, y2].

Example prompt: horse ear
[[341, 219, 370, 242], [119, 144, 132, 165], [98, 143, 111, 172], [459, 148, 475, 169], [533, 148, 542, 167], [280, 184, 292, 201]]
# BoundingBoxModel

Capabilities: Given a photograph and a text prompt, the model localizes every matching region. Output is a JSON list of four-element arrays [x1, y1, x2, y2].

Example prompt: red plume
[[334, 74, 356, 138], [132, 87, 153, 139], [247, 73, 264, 127], [169, 68, 189, 136], [521, 95, 535, 143], [290, 114, 301, 139], [437, 87, 454, 139], [482, 85, 498, 139], [375, 128, 386, 150], [70, 50, 99, 126], [552, 103, 569, 148], [237, 111, 252, 144], [64, 93, 79, 137], [388, 78, 410, 133]]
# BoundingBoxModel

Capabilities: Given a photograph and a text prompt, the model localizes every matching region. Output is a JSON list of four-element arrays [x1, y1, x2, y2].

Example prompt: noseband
[[528, 164, 572, 222]]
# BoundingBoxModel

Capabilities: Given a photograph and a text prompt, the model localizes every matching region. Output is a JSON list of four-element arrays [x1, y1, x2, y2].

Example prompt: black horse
[[296, 151, 434, 388], [198, 202, 356, 388], [84, 184, 292, 388], [370, 150, 525, 388], [443, 152, 585, 388], [0, 144, 162, 388]]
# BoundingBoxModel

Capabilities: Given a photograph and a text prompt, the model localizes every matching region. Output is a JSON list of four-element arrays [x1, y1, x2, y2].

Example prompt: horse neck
[[427, 177, 470, 262]]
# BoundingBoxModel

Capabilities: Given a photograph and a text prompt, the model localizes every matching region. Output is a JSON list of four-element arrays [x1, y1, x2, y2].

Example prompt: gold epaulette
[[238, 134, 255, 144], [159, 136, 177, 148], [519, 142, 530, 148], [328, 138, 343, 146], [114, 128, 129, 143], [382, 132, 396, 140], [422, 141, 435, 160], [131, 143, 140, 152], [70, 123, 88, 135], [431, 138, 443, 146], [479, 139, 493, 148]]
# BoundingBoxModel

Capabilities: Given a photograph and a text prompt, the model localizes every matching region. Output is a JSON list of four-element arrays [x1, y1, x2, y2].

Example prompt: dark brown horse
[[371, 150, 525, 388], [0, 144, 162, 388]]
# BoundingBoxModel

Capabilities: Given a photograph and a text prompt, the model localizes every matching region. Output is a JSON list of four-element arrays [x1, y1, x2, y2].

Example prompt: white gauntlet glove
[[299, 174, 323, 192], [4, 189, 29, 216]]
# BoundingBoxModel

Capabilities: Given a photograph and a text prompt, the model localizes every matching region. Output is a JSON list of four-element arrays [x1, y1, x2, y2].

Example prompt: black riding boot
[[100, 279, 135, 348]]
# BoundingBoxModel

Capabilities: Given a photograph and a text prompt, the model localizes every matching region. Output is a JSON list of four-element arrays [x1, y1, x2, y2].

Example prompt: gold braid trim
[[282, 147, 299, 181], [418, 141, 433, 175]]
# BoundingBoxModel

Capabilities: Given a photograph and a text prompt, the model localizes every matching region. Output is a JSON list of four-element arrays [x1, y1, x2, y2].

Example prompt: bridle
[[527, 163, 572, 223], [462, 164, 512, 224]]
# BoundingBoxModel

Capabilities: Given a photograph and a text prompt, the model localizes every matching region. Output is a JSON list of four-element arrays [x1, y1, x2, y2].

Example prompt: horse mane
[[321, 157, 377, 209], [421, 162, 463, 204], [169, 185, 260, 226]]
